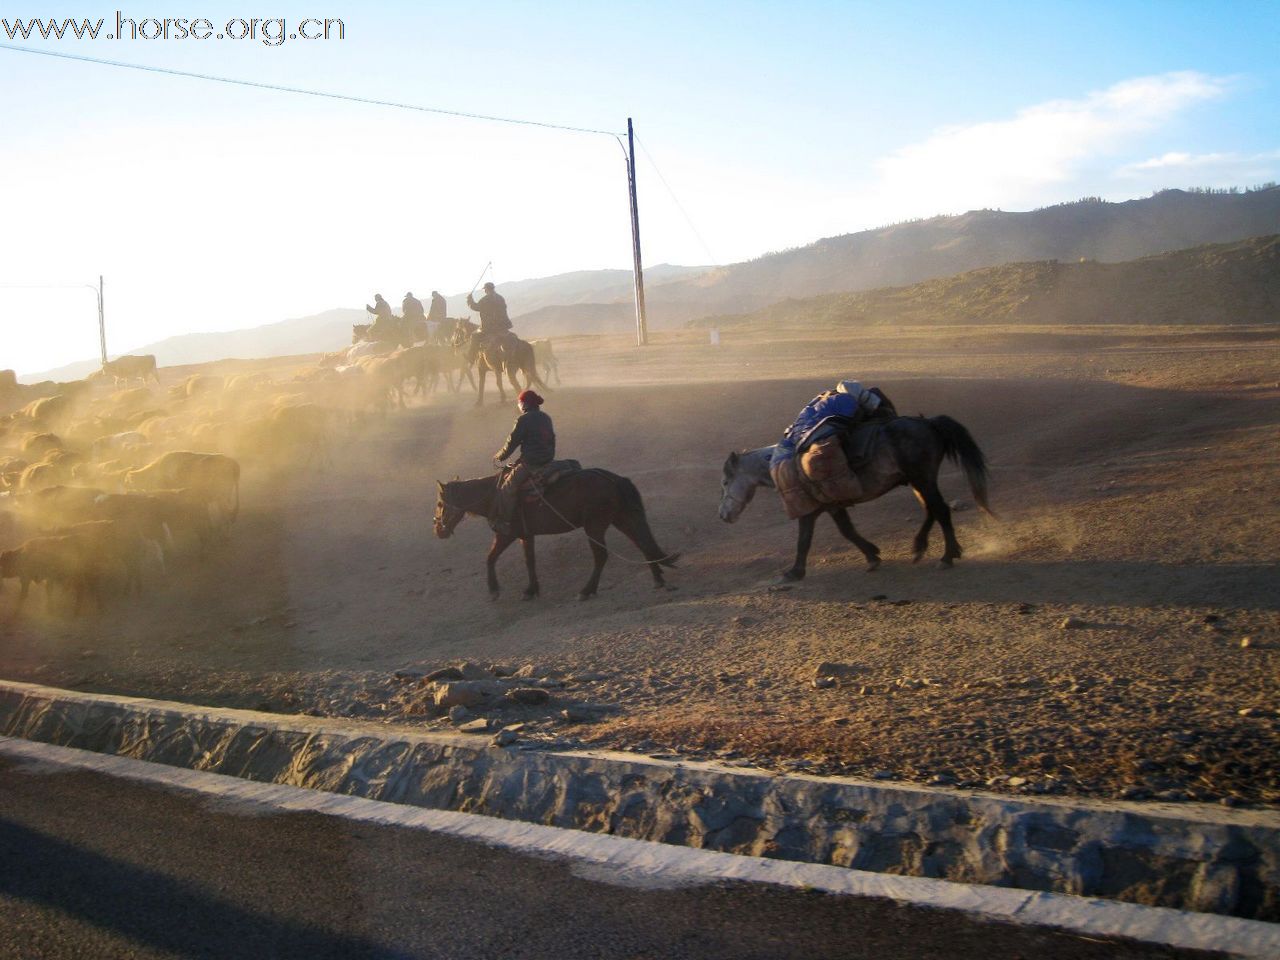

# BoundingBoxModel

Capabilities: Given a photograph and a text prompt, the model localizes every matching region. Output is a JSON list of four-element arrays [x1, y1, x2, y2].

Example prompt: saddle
[[520, 459, 582, 503]]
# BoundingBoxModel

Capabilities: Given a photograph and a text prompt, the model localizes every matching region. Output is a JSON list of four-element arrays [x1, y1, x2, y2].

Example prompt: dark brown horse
[[434, 469, 677, 600], [451, 322, 550, 405], [720, 415, 993, 577]]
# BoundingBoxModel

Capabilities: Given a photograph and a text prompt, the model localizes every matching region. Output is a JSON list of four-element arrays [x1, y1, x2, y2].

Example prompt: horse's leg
[[578, 522, 609, 600], [782, 511, 819, 581], [918, 477, 962, 566], [486, 532, 515, 599], [829, 507, 880, 571], [609, 513, 666, 588], [909, 485, 935, 563], [521, 536, 539, 599], [493, 363, 507, 404], [475, 366, 487, 407]]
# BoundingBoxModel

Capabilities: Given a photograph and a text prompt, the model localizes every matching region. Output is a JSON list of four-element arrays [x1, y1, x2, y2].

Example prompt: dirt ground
[[2, 322, 1277, 807]]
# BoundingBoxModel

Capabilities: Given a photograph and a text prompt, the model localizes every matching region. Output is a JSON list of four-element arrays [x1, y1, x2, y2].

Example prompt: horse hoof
[[577, 591, 595, 602], [522, 590, 539, 601], [939, 558, 955, 569], [489, 590, 500, 601], [866, 559, 880, 572], [780, 569, 805, 582], [911, 552, 925, 565]]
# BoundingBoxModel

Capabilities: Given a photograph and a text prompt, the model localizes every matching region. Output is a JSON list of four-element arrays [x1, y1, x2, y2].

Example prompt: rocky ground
[[3, 323, 1277, 808]]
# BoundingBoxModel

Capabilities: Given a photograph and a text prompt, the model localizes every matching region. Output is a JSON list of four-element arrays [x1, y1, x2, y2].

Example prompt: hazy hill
[[699, 235, 1280, 329], [26, 308, 367, 384], [641, 187, 1280, 323], [24, 188, 1280, 379], [442, 263, 707, 317], [23, 267, 708, 382]]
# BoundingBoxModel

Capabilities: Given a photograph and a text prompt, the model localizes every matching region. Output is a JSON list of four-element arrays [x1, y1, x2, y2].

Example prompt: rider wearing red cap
[[491, 390, 555, 535]]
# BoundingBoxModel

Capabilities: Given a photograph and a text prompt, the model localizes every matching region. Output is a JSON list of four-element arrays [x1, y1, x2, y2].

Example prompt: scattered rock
[[1240, 637, 1253, 649], [506, 687, 551, 706], [433, 680, 502, 709], [491, 729, 518, 747], [490, 663, 518, 677], [812, 676, 836, 690], [870, 594, 889, 601], [424, 667, 464, 683], [1238, 707, 1265, 718], [1006, 776, 1029, 787], [814, 661, 864, 680], [516, 663, 565, 680], [1059, 616, 1086, 630], [825, 716, 850, 726], [447, 705, 473, 722], [393, 670, 425, 681], [927, 772, 957, 786], [457, 718, 491, 733], [456, 661, 491, 681], [871, 770, 894, 780], [1016, 603, 1035, 615], [560, 706, 597, 723]]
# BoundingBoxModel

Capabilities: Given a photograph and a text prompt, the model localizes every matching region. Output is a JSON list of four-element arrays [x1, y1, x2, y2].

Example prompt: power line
[[634, 135, 720, 266], [0, 41, 621, 137]]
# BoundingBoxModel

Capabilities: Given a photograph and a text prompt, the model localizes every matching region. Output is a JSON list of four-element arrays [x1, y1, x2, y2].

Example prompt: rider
[[466, 282, 513, 341], [365, 293, 397, 341], [491, 389, 555, 536], [402, 291, 426, 325], [427, 290, 449, 343]]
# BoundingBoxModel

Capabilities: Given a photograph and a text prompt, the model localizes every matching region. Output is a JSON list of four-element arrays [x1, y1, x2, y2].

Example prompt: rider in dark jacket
[[492, 390, 554, 535], [466, 282, 512, 338], [428, 291, 447, 323], [402, 292, 426, 321]]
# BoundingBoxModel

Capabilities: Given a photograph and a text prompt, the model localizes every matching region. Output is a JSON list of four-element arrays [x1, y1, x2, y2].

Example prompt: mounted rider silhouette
[[491, 389, 554, 536], [466, 282, 513, 345], [365, 293, 398, 342]]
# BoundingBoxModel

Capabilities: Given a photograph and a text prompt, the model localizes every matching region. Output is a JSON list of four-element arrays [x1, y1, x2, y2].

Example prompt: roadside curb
[[1, 678, 1276, 923], [4, 736, 1278, 959]]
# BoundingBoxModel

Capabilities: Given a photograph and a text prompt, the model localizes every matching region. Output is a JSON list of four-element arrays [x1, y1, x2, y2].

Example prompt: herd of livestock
[[0, 328, 560, 618]]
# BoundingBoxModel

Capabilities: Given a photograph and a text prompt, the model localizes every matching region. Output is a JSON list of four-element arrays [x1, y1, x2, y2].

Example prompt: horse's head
[[352, 324, 370, 344], [433, 480, 466, 539], [719, 448, 770, 523]]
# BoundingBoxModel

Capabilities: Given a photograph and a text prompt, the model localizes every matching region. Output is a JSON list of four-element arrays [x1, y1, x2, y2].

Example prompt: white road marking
[[2, 735, 1276, 959]]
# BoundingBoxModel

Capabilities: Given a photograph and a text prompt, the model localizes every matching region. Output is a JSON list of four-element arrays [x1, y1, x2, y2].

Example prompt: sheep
[[0, 534, 95, 615], [123, 451, 240, 532]]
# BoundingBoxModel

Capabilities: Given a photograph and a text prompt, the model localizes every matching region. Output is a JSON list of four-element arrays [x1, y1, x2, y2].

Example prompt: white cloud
[[1117, 148, 1280, 180], [868, 72, 1232, 217]]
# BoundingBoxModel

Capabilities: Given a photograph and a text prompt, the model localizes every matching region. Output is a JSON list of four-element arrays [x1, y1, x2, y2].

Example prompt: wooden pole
[[97, 275, 107, 364], [627, 118, 648, 346]]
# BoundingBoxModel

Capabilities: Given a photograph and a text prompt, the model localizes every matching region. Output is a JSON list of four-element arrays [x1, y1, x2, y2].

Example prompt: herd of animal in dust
[[0, 283, 992, 616]]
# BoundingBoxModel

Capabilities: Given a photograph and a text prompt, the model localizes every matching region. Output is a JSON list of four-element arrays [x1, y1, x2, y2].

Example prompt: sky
[[1, 0, 1277, 374]]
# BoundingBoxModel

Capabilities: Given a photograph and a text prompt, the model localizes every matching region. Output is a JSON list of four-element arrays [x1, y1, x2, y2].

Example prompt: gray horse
[[720, 415, 992, 578]]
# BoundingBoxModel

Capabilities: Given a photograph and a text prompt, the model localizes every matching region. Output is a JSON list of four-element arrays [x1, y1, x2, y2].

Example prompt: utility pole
[[97, 275, 107, 364], [626, 117, 648, 346]]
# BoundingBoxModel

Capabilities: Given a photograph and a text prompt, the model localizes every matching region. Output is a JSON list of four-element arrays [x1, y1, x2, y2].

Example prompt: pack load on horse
[[770, 380, 896, 519], [720, 381, 993, 574], [434, 390, 677, 600]]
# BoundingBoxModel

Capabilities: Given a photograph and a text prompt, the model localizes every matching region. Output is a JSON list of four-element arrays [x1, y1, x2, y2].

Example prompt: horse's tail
[[608, 473, 679, 567], [926, 415, 995, 517]]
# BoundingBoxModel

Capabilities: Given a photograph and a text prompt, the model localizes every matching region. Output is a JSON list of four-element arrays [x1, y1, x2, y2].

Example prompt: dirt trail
[[1, 325, 1276, 806]]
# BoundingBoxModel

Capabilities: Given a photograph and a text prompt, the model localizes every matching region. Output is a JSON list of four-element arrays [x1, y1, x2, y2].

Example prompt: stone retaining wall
[[1, 679, 1275, 920]]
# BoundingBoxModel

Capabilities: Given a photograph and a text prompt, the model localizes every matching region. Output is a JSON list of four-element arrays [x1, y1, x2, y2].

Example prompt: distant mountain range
[[24, 187, 1280, 381], [696, 235, 1280, 329]]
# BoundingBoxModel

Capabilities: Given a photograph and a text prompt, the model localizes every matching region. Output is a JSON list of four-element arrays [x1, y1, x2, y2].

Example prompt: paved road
[[0, 755, 1218, 960]]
